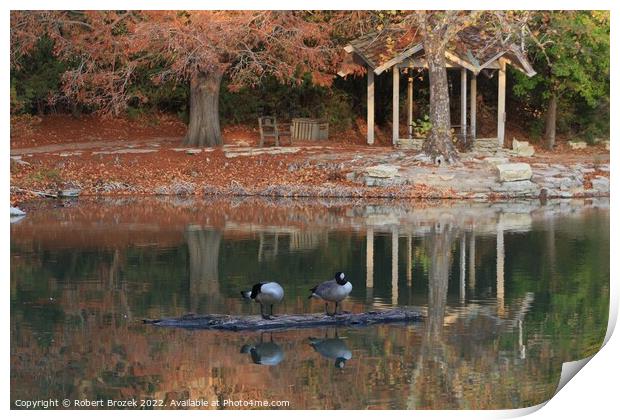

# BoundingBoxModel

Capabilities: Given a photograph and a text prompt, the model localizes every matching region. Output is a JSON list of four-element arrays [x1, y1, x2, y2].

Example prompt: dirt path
[[11, 137, 181, 156]]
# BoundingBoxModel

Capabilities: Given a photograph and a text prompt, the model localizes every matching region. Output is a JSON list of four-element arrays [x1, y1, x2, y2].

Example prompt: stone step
[[396, 139, 424, 150]]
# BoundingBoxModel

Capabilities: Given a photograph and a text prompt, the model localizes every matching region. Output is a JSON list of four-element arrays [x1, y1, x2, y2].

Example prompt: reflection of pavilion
[[360, 205, 539, 408], [399, 211, 533, 409], [225, 222, 328, 262], [257, 230, 329, 261], [363, 207, 532, 315]]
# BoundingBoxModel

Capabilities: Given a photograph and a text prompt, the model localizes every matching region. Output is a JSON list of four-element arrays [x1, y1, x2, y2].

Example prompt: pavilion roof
[[341, 26, 536, 77]]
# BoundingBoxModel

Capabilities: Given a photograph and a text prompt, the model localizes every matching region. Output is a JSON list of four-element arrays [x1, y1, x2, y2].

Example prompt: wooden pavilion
[[339, 27, 536, 149]]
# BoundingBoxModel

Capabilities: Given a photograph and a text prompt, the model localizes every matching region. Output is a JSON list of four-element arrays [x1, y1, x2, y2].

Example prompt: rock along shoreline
[[10, 143, 610, 204]]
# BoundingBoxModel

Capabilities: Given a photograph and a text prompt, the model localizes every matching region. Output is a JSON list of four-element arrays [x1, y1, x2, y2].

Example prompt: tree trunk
[[544, 93, 557, 150], [423, 44, 458, 164], [184, 70, 224, 147]]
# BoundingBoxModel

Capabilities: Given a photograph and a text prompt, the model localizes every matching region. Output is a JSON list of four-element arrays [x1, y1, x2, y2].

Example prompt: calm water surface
[[10, 197, 609, 409]]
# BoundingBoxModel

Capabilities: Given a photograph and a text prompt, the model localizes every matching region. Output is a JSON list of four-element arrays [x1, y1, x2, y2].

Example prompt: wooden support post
[[406, 234, 413, 286], [461, 68, 467, 141], [460, 234, 466, 304], [407, 73, 414, 139], [470, 75, 477, 140], [392, 229, 399, 306], [392, 65, 399, 145], [497, 59, 506, 148], [468, 230, 476, 292], [496, 224, 505, 316], [367, 69, 375, 145]]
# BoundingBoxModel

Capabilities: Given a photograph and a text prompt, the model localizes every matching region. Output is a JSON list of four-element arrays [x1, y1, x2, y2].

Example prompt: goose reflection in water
[[240, 334, 284, 366], [308, 331, 352, 369]]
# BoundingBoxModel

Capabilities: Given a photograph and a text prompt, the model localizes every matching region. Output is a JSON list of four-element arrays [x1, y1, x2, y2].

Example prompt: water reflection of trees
[[10, 198, 609, 409], [425, 222, 455, 338], [185, 226, 221, 312], [411, 244, 537, 408]]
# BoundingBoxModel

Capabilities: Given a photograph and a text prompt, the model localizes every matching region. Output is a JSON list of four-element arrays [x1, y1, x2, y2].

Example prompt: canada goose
[[308, 272, 352, 315], [308, 336, 352, 369], [241, 282, 284, 319], [240, 335, 284, 366]]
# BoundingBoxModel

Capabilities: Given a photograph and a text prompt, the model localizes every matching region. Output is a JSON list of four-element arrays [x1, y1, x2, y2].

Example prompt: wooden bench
[[258, 116, 292, 147], [291, 118, 329, 141]]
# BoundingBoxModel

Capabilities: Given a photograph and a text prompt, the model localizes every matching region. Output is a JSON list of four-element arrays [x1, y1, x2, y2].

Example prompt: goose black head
[[335, 357, 348, 369], [334, 271, 347, 285]]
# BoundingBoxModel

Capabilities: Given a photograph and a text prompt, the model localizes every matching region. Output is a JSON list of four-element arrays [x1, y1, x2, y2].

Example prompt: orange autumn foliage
[[10, 11, 351, 115]]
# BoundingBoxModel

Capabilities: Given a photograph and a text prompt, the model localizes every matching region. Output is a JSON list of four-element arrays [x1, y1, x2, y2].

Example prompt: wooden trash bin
[[292, 118, 329, 141]]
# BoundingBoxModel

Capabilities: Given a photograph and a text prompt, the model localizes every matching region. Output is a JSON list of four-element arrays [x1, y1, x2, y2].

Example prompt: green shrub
[[10, 37, 67, 114], [319, 90, 356, 131], [219, 74, 356, 132], [412, 114, 431, 138]]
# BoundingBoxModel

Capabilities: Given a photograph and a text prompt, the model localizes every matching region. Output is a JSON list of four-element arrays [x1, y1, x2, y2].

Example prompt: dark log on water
[[143, 309, 423, 331]]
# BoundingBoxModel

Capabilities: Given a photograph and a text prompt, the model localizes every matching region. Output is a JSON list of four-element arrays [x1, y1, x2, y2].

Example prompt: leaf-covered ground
[[10, 114, 609, 206]]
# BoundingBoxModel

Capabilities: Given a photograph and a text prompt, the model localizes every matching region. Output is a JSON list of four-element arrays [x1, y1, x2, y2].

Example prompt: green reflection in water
[[10, 198, 609, 409]]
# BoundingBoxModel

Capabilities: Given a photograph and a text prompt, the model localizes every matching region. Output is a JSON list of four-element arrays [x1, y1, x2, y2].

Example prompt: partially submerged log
[[12, 187, 58, 198], [143, 309, 423, 331]]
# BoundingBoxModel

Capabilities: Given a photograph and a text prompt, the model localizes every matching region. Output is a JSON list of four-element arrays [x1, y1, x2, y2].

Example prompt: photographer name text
[[14, 398, 290, 409]]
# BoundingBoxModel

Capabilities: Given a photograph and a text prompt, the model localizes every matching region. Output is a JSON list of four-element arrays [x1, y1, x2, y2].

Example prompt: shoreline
[[10, 181, 610, 207]]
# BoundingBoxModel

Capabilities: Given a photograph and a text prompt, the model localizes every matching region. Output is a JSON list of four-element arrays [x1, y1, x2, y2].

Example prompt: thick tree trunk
[[423, 44, 458, 164], [184, 70, 224, 147], [544, 93, 557, 150]]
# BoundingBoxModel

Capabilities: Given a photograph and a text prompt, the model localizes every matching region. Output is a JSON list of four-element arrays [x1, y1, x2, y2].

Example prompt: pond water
[[10, 197, 609, 409]]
